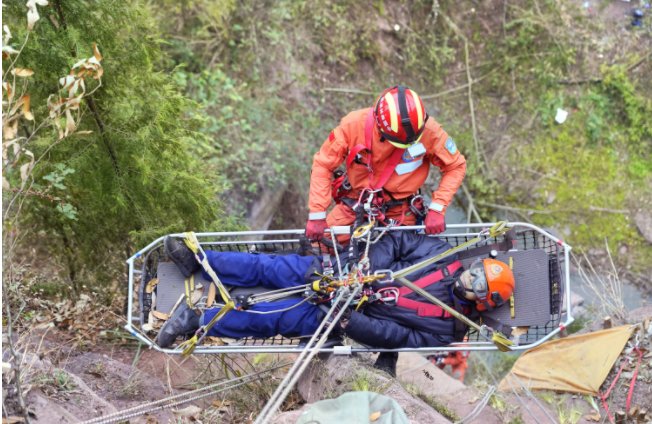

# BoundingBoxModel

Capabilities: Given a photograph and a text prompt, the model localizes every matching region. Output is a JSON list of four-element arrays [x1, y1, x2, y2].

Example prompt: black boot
[[164, 236, 200, 277], [156, 301, 201, 348], [374, 352, 398, 377]]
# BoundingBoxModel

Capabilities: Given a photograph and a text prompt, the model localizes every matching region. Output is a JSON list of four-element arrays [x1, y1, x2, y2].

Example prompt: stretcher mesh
[[134, 227, 565, 350]]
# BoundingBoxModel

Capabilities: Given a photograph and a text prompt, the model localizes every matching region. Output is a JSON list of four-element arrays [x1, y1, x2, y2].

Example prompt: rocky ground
[[2, 299, 651, 424]]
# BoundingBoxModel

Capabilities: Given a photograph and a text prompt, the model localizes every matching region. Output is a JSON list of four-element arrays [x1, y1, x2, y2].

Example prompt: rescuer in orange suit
[[305, 85, 467, 241]]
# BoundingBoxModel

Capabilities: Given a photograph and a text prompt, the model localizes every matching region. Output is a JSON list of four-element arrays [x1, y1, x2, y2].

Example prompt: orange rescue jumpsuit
[[308, 108, 466, 228]]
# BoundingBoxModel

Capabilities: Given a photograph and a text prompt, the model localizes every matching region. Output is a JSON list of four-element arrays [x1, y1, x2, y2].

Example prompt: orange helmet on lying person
[[454, 259, 516, 312]]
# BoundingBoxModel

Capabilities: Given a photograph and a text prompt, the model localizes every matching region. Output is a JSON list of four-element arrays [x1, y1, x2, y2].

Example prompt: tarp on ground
[[499, 325, 635, 395], [295, 391, 409, 424]]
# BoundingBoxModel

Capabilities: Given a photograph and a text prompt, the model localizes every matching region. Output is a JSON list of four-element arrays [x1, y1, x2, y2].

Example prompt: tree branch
[[3, 297, 30, 423], [461, 183, 482, 223], [441, 13, 489, 177]]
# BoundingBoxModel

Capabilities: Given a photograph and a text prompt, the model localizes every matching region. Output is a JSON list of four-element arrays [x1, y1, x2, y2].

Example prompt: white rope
[[455, 385, 495, 424], [254, 284, 361, 424], [241, 294, 317, 315], [330, 228, 344, 276], [79, 364, 289, 424]]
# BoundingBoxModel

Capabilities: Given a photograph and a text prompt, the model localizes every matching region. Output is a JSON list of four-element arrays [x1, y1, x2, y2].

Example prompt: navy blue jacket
[[345, 231, 462, 348]]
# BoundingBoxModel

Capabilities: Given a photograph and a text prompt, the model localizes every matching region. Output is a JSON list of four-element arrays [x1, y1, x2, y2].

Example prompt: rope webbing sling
[[176, 232, 235, 356]]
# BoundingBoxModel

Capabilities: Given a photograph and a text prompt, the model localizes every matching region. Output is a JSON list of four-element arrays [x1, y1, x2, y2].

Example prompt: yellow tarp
[[499, 325, 635, 395]]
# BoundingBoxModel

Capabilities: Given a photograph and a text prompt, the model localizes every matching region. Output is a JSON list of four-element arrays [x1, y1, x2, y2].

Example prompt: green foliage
[[290, 0, 380, 70], [601, 64, 652, 148], [414, 393, 460, 421], [172, 66, 332, 217], [509, 65, 650, 259], [35, 369, 77, 394], [486, 2, 578, 93], [3, 1, 229, 291], [565, 315, 590, 335], [465, 351, 520, 387]]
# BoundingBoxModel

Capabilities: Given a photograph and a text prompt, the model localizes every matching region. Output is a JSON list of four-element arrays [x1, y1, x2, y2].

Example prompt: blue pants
[[200, 251, 324, 338]]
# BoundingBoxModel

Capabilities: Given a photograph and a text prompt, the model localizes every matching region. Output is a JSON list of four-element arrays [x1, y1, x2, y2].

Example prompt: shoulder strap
[[364, 108, 374, 149], [366, 109, 403, 189], [346, 144, 369, 169], [370, 149, 403, 190], [345, 109, 376, 169], [344, 109, 403, 190]]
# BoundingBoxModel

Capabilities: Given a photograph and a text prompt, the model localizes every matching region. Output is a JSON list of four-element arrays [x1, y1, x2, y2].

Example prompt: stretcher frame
[[125, 222, 574, 354]]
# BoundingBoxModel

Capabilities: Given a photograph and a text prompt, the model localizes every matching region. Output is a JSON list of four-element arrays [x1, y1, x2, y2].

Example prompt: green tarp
[[296, 391, 409, 424]]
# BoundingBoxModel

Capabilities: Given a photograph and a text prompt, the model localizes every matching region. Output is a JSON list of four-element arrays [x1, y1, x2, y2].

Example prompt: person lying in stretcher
[[157, 232, 515, 360]]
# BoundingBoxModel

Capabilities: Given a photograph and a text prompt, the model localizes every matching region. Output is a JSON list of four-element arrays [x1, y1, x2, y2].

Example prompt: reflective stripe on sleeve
[[308, 211, 327, 220], [428, 202, 445, 212]]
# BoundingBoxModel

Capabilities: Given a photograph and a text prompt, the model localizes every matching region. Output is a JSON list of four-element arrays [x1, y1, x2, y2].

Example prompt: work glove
[[425, 210, 446, 234], [305, 219, 329, 241]]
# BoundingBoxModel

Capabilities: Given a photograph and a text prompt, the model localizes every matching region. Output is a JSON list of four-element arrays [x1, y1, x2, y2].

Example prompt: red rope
[[599, 359, 628, 424], [626, 347, 643, 412]]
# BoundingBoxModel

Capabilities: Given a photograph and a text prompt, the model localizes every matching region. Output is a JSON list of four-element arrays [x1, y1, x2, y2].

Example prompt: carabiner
[[352, 221, 375, 239], [373, 269, 395, 284]]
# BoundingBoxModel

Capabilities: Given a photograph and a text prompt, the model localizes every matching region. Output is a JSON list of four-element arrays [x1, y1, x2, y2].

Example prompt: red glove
[[306, 219, 328, 241], [425, 210, 446, 234]]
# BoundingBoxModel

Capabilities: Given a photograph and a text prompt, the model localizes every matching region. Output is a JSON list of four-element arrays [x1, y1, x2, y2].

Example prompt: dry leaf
[[2, 177, 10, 190], [3, 119, 18, 140], [3, 25, 12, 44], [11, 68, 34, 77], [211, 399, 232, 409], [172, 405, 202, 418], [65, 108, 76, 135], [369, 411, 381, 421], [20, 162, 32, 183], [511, 327, 530, 340], [584, 412, 601, 422], [92, 43, 103, 61], [59, 75, 75, 90], [26, 0, 49, 30], [151, 310, 170, 320], [3, 82, 13, 100], [21, 95, 34, 120], [2, 416, 26, 424]]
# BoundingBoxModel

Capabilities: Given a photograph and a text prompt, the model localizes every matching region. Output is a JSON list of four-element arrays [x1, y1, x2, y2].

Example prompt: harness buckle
[[376, 287, 399, 304], [373, 269, 395, 284]]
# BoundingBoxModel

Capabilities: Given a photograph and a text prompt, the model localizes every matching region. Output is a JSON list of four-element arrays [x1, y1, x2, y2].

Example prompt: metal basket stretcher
[[124, 222, 573, 355]]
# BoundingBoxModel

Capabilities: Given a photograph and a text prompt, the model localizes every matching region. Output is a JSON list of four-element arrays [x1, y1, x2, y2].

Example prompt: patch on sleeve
[[445, 137, 457, 155], [328, 131, 335, 142]]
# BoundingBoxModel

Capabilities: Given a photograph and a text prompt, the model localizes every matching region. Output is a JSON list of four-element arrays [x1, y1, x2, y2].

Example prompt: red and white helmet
[[373, 85, 429, 148]]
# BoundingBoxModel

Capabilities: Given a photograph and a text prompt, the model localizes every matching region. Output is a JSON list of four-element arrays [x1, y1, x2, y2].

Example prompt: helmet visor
[[468, 260, 488, 300]]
